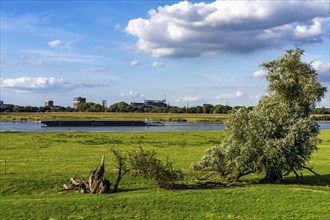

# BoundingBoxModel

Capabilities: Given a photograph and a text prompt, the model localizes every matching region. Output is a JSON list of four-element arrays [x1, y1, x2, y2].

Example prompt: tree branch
[[194, 171, 219, 180], [301, 165, 320, 176]]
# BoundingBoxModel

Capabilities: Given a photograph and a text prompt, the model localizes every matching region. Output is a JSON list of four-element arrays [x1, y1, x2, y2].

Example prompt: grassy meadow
[[0, 130, 329, 219]]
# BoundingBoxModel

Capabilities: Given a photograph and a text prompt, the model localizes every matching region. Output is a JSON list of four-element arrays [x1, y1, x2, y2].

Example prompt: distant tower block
[[73, 97, 86, 109], [44, 100, 54, 107], [102, 100, 107, 108]]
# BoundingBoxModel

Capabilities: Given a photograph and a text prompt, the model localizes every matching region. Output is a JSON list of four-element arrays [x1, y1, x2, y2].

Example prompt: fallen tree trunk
[[60, 156, 110, 194]]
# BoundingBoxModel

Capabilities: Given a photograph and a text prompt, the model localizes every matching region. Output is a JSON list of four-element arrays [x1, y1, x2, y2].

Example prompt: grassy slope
[[0, 131, 329, 219]]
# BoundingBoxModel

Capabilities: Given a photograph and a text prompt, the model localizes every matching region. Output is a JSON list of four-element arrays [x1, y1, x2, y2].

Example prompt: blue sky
[[1, 0, 329, 107]]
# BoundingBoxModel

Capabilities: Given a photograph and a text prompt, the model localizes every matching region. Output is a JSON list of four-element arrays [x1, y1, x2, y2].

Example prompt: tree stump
[[60, 156, 110, 194]]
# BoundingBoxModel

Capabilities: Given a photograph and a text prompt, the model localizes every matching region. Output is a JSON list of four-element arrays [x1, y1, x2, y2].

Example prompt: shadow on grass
[[159, 174, 330, 190], [113, 187, 148, 193], [159, 181, 239, 190], [283, 174, 330, 186]]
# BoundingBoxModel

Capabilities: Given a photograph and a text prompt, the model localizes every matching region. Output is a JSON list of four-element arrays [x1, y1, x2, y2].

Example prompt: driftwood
[[60, 156, 110, 194]]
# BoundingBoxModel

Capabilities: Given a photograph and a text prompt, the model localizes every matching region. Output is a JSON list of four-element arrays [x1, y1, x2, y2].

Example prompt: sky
[[1, 0, 329, 108]]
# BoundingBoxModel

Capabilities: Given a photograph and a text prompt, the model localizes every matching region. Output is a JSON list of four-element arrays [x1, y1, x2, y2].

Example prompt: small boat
[[145, 118, 164, 126]]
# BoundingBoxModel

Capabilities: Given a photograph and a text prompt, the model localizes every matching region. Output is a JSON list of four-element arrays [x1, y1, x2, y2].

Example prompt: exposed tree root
[[59, 156, 110, 194]]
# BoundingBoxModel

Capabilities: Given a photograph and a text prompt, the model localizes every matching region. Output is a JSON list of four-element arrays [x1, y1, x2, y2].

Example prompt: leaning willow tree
[[193, 48, 326, 184]]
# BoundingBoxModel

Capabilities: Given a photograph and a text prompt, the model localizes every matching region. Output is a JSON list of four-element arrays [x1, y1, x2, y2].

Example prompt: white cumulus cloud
[[1, 77, 64, 89], [252, 70, 267, 78], [126, 0, 329, 58], [312, 60, 330, 83], [177, 96, 200, 102], [47, 40, 66, 48], [1, 77, 109, 93], [215, 91, 244, 99], [312, 60, 330, 74]]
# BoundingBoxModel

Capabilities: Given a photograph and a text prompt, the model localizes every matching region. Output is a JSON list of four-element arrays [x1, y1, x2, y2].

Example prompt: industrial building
[[131, 99, 168, 108], [44, 100, 54, 108], [73, 97, 86, 109], [102, 100, 107, 108]]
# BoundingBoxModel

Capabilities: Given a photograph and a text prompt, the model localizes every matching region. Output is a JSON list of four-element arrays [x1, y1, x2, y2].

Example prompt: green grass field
[[0, 112, 229, 123], [1, 112, 328, 123], [0, 130, 329, 219]]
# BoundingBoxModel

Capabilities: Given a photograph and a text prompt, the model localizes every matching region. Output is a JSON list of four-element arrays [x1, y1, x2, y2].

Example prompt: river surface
[[0, 121, 329, 132]]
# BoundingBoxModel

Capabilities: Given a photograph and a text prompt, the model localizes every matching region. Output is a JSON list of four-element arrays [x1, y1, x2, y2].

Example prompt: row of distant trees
[[0, 101, 329, 114], [0, 102, 237, 114]]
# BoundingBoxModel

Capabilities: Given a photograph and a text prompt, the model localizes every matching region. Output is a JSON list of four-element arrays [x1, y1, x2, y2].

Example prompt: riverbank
[[1, 112, 329, 123], [1, 121, 329, 132], [0, 112, 228, 123]]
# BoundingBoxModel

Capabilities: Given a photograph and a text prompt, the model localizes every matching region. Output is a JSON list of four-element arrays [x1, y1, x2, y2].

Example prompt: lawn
[[0, 130, 329, 219]]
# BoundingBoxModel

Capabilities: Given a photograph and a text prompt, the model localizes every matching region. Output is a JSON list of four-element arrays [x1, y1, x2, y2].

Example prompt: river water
[[0, 122, 329, 132]]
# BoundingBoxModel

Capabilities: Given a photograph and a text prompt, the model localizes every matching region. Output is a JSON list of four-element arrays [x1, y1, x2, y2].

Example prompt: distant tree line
[[0, 105, 73, 113], [1, 102, 329, 115]]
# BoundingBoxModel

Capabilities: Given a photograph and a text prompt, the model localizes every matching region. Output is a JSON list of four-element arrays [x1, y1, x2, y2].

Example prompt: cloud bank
[[312, 60, 330, 83], [1, 77, 109, 93], [120, 90, 144, 98], [177, 96, 200, 102], [126, 0, 329, 58]]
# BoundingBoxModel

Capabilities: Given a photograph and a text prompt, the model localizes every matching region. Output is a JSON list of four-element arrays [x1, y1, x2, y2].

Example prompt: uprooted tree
[[60, 147, 183, 194], [193, 48, 327, 184]]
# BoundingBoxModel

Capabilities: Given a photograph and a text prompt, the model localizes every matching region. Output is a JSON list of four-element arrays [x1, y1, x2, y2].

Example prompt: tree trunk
[[262, 171, 283, 183], [88, 155, 110, 194], [60, 156, 110, 194]]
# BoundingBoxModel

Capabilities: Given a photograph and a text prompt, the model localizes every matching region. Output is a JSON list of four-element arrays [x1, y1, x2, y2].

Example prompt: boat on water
[[145, 118, 164, 126], [41, 119, 164, 127], [41, 120, 147, 127]]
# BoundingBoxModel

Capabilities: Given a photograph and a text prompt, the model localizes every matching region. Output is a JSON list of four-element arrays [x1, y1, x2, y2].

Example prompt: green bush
[[128, 147, 183, 184]]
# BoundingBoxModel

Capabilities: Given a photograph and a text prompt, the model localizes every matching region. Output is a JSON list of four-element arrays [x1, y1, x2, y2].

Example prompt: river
[[0, 121, 329, 132]]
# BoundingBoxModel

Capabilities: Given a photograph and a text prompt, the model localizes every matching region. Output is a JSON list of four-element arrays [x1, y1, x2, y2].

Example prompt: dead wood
[[60, 156, 110, 194]]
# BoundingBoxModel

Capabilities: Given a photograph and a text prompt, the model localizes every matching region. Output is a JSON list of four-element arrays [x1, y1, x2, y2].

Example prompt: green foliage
[[128, 147, 183, 184], [213, 104, 233, 114], [263, 48, 326, 112], [194, 48, 327, 183], [1, 102, 236, 114], [109, 147, 183, 192], [312, 107, 330, 114], [108, 102, 131, 112], [77, 102, 104, 112], [192, 145, 229, 177]]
